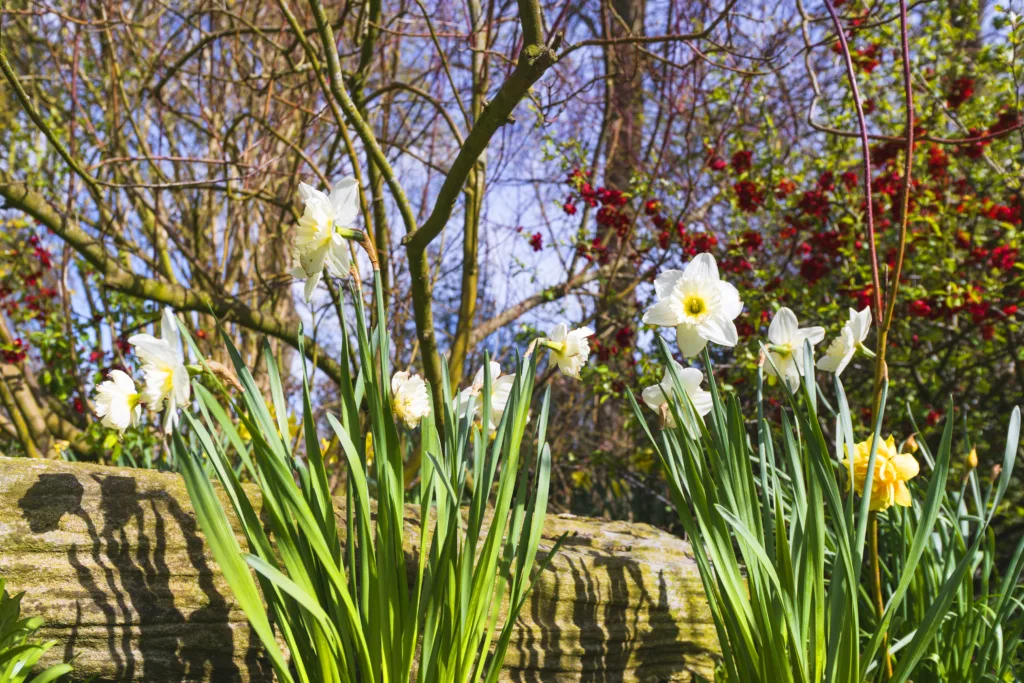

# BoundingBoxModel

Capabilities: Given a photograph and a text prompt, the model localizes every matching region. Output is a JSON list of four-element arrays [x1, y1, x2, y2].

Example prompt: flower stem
[[869, 511, 893, 680]]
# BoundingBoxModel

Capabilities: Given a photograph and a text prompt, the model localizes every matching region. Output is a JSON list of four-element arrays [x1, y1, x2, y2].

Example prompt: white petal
[[456, 389, 477, 420], [491, 375, 515, 412], [555, 353, 583, 378], [108, 399, 131, 431], [682, 251, 720, 283], [641, 384, 668, 411], [129, 335, 176, 366], [298, 182, 318, 202], [325, 238, 352, 278], [300, 241, 330, 276], [697, 314, 738, 348], [642, 298, 684, 327], [329, 177, 360, 226], [474, 361, 502, 388], [163, 402, 179, 434], [849, 307, 872, 342], [110, 370, 137, 393], [303, 270, 322, 302], [689, 389, 713, 417], [141, 364, 172, 406], [301, 184, 329, 209], [294, 215, 324, 248], [659, 360, 686, 391], [161, 308, 183, 360], [654, 270, 685, 299], [173, 365, 191, 405], [676, 324, 709, 358], [486, 362, 506, 385], [794, 326, 826, 346], [815, 347, 842, 372], [816, 328, 855, 375], [392, 370, 411, 394], [768, 307, 799, 345], [677, 367, 705, 393], [716, 281, 743, 320], [834, 347, 856, 376], [783, 365, 802, 391], [548, 323, 568, 343]]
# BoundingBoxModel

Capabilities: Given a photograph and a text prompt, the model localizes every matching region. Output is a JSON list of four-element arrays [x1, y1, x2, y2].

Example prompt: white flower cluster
[[93, 307, 191, 435], [641, 252, 873, 428], [441, 323, 595, 434], [284, 179, 597, 432]]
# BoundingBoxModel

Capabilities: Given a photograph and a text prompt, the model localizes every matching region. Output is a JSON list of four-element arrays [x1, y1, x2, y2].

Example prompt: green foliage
[[172, 271, 562, 683], [0, 216, 167, 464], [541, 1, 1024, 524], [0, 580, 72, 683], [893, 405, 1024, 682], [629, 338, 1023, 682]]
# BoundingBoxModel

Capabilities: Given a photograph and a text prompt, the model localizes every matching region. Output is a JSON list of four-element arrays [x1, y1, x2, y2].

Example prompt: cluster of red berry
[[592, 324, 636, 363], [1, 338, 27, 364], [946, 76, 975, 109]]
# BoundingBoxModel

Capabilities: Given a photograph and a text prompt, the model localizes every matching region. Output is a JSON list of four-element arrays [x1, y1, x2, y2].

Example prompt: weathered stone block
[[0, 457, 717, 681]]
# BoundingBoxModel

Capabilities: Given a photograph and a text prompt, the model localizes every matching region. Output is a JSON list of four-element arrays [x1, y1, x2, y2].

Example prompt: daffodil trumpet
[[538, 339, 566, 354]]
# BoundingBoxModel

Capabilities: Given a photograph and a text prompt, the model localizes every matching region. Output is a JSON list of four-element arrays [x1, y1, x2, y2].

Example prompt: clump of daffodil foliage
[[632, 252, 1024, 683], [94, 178, 598, 683]]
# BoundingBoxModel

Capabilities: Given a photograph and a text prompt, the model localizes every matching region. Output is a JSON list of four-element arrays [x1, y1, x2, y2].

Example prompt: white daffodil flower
[[765, 307, 825, 391], [817, 306, 873, 376], [290, 178, 359, 302], [457, 361, 516, 430], [817, 326, 856, 376], [93, 370, 143, 433], [128, 307, 190, 434], [391, 371, 431, 427], [642, 252, 744, 358], [641, 361, 713, 432], [545, 323, 594, 379]]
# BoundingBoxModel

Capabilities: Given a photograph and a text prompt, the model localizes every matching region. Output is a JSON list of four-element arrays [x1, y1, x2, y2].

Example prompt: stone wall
[[0, 457, 717, 681]]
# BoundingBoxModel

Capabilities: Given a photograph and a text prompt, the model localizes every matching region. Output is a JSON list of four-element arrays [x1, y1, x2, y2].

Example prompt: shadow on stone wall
[[3, 460, 714, 682], [504, 533, 705, 682], [16, 472, 269, 682]]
